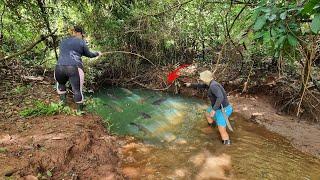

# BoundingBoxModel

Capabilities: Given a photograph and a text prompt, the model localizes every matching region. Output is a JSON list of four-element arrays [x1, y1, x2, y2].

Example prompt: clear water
[[88, 88, 320, 179]]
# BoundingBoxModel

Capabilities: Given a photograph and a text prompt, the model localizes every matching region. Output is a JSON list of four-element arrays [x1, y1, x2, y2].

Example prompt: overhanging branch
[[0, 29, 58, 61]]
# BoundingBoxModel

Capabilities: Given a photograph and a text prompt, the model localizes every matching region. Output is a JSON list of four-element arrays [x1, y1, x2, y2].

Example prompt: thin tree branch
[[225, 1, 245, 70], [0, 29, 58, 61], [227, 3, 248, 33], [137, 0, 194, 20], [99, 51, 156, 66]]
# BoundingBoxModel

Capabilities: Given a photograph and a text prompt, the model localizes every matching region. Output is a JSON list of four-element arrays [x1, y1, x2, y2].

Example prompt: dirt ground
[[0, 114, 123, 179], [1, 81, 320, 179], [0, 81, 127, 179]]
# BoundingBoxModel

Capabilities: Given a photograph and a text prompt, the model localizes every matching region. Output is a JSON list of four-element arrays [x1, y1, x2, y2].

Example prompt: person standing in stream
[[54, 26, 101, 112], [185, 70, 233, 145]]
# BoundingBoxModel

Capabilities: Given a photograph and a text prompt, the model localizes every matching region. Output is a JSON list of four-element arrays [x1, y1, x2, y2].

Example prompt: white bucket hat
[[199, 70, 213, 84]]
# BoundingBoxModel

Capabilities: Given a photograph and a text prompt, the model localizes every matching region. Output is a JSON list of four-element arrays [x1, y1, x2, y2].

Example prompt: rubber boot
[[222, 140, 231, 145], [60, 94, 67, 105]]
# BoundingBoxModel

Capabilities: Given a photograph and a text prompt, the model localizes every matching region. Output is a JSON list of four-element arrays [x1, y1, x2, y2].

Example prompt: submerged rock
[[196, 153, 232, 180], [175, 138, 187, 145], [122, 167, 140, 178], [163, 133, 176, 142]]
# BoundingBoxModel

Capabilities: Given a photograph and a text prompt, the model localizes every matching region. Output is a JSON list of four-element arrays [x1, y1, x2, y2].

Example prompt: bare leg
[[205, 112, 214, 124], [218, 126, 229, 140]]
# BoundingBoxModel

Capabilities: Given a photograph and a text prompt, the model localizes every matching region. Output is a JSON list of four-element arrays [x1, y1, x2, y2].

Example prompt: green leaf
[[261, 7, 271, 13], [253, 31, 264, 39], [268, 14, 277, 21], [301, 0, 319, 15], [280, 12, 287, 20], [275, 35, 286, 49], [263, 31, 271, 43], [287, 34, 298, 47], [46, 170, 53, 177], [311, 13, 320, 33], [271, 28, 278, 37], [253, 16, 267, 31]]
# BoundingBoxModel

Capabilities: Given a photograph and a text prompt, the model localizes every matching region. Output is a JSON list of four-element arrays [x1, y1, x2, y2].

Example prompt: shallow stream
[[88, 88, 320, 179]]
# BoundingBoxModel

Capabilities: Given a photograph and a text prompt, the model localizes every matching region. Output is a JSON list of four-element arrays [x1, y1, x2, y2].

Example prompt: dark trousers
[[54, 65, 84, 103]]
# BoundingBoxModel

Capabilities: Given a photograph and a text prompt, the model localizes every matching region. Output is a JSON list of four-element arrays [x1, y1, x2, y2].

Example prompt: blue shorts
[[207, 105, 233, 127]]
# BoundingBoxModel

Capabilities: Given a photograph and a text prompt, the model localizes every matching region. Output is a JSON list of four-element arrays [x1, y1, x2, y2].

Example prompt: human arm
[[81, 40, 100, 58], [185, 82, 208, 89], [211, 84, 224, 110]]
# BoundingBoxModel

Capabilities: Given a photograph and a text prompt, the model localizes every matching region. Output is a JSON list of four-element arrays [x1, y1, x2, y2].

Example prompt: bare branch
[[137, 0, 194, 20], [99, 51, 156, 66]]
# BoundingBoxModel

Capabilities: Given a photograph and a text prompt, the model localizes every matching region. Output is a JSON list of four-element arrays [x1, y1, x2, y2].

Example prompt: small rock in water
[[174, 169, 187, 177], [163, 133, 176, 142], [196, 153, 232, 180], [122, 167, 140, 178], [252, 112, 263, 116], [175, 138, 187, 145]]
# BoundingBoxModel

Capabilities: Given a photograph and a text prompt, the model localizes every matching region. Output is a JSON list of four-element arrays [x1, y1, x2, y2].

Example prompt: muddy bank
[[0, 114, 123, 179], [229, 95, 320, 159], [0, 81, 126, 179]]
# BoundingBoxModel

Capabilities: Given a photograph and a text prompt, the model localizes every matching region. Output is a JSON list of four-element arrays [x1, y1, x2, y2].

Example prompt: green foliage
[[0, 147, 7, 153], [20, 101, 73, 117], [46, 170, 53, 177], [311, 13, 320, 33], [301, 0, 320, 15], [251, 1, 301, 54]]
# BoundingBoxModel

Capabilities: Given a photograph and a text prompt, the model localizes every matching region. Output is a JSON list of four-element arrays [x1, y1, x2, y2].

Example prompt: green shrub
[[20, 101, 74, 117]]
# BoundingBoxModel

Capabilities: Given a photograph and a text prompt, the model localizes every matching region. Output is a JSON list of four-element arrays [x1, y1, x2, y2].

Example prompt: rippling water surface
[[88, 88, 320, 179]]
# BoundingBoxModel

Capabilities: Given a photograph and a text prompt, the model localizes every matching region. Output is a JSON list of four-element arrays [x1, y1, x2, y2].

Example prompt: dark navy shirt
[[57, 36, 99, 68], [190, 80, 230, 110]]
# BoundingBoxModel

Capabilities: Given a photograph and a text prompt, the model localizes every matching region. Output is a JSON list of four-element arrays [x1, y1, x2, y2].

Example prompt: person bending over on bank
[[54, 26, 100, 112], [185, 70, 233, 145]]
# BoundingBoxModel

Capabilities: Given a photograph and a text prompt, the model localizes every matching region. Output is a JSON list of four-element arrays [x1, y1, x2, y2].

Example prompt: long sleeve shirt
[[57, 36, 99, 69], [190, 80, 230, 110]]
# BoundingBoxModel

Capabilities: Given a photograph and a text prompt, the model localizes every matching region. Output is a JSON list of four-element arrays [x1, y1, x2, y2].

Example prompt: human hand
[[185, 82, 191, 87], [210, 110, 216, 117]]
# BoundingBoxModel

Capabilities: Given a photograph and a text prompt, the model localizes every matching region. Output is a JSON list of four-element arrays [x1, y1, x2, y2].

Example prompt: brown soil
[[0, 114, 123, 179], [0, 82, 124, 179]]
